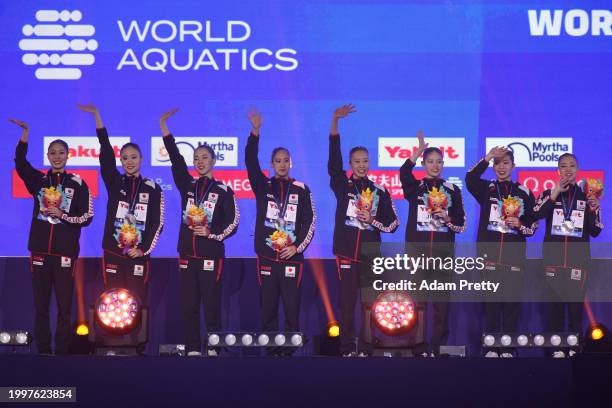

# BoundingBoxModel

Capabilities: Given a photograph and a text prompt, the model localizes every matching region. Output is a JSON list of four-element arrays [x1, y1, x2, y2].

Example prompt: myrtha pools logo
[[19, 10, 97, 80]]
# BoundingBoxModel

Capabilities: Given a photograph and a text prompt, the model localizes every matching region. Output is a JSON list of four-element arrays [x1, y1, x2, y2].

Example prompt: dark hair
[[120, 142, 142, 156], [48, 139, 69, 153], [422, 147, 443, 160], [349, 146, 368, 160], [558, 153, 578, 165], [493, 150, 514, 165], [194, 144, 216, 160], [271, 147, 290, 161]]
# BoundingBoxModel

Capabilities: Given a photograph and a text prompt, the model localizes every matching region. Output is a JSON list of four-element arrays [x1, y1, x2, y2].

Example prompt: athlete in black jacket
[[12, 118, 94, 354], [466, 147, 537, 357], [328, 105, 399, 356], [78, 104, 164, 304], [533, 153, 603, 358], [400, 131, 466, 356], [245, 109, 316, 356], [160, 108, 239, 356]]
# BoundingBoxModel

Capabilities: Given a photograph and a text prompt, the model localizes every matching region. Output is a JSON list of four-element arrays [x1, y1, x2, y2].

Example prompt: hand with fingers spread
[[248, 109, 262, 137], [485, 146, 510, 162], [9, 119, 30, 143], [409, 130, 428, 163], [160, 108, 179, 137], [77, 104, 104, 128], [330, 103, 357, 135]]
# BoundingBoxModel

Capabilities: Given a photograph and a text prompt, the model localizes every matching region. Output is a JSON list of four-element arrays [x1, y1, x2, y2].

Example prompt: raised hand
[[330, 104, 357, 134], [9, 119, 29, 143], [77, 104, 104, 128], [9, 119, 29, 130], [410, 130, 429, 163], [248, 109, 262, 136], [160, 108, 178, 137], [77, 104, 98, 114], [485, 146, 510, 162]]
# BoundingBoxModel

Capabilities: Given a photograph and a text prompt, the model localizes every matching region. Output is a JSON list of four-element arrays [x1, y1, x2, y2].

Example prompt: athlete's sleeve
[[14, 141, 44, 196], [371, 187, 400, 233], [245, 134, 267, 196], [61, 178, 94, 227], [162, 134, 194, 195], [518, 189, 538, 236], [533, 190, 554, 220], [96, 127, 121, 191], [141, 186, 164, 256], [465, 158, 490, 204], [588, 206, 603, 238], [295, 186, 316, 254], [446, 185, 466, 233], [400, 159, 419, 200], [208, 186, 240, 242], [328, 134, 348, 198]]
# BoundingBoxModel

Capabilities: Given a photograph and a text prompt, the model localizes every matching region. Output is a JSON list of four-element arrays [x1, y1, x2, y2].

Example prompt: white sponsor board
[[44, 136, 129, 166], [378, 137, 465, 167], [485, 138, 572, 168], [151, 137, 238, 167]]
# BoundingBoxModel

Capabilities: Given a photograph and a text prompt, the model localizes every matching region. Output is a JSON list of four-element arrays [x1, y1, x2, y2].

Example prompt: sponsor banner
[[13, 169, 100, 198], [485, 138, 572, 168], [151, 137, 238, 167], [518, 170, 604, 197], [188, 169, 269, 199], [44, 136, 129, 166], [378, 137, 465, 168]]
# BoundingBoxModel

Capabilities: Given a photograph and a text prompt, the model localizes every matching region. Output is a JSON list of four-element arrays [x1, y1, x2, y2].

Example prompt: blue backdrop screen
[[1, 0, 610, 257]]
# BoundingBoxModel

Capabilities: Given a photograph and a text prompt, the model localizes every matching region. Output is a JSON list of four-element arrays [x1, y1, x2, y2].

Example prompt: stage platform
[[1, 354, 611, 407]]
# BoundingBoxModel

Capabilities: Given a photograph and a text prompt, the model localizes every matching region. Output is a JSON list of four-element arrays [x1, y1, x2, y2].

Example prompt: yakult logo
[[486, 138, 572, 168], [378, 137, 465, 168], [19, 10, 97, 80], [44, 137, 129, 166]]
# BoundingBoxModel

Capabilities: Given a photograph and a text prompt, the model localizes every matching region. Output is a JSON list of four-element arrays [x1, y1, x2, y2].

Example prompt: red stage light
[[372, 291, 415, 335], [95, 289, 140, 334]]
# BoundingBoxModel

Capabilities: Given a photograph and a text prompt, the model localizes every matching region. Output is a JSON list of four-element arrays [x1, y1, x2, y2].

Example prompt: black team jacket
[[400, 158, 466, 257], [245, 134, 315, 262], [15, 141, 94, 258], [97, 128, 164, 258], [533, 183, 603, 269], [163, 134, 239, 259], [328, 134, 399, 261], [465, 158, 537, 266]]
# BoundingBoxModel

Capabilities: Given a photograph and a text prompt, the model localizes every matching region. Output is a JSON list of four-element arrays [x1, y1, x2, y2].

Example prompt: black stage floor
[[1, 354, 611, 407]]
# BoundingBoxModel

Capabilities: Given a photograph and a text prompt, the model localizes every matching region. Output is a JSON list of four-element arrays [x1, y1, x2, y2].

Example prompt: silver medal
[[562, 220, 574, 232], [275, 218, 286, 230]]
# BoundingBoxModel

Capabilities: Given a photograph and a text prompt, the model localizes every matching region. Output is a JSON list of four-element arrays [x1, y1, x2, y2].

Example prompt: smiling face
[[47, 142, 68, 172], [272, 149, 291, 178], [493, 154, 515, 182], [350, 149, 369, 178], [193, 147, 216, 177], [120, 146, 143, 177], [558, 155, 578, 184], [422, 150, 444, 178]]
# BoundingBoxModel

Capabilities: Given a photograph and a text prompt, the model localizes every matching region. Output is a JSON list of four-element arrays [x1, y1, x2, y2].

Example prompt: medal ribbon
[[273, 179, 291, 224], [560, 185, 578, 221], [127, 176, 142, 215], [195, 177, 214, 207]]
